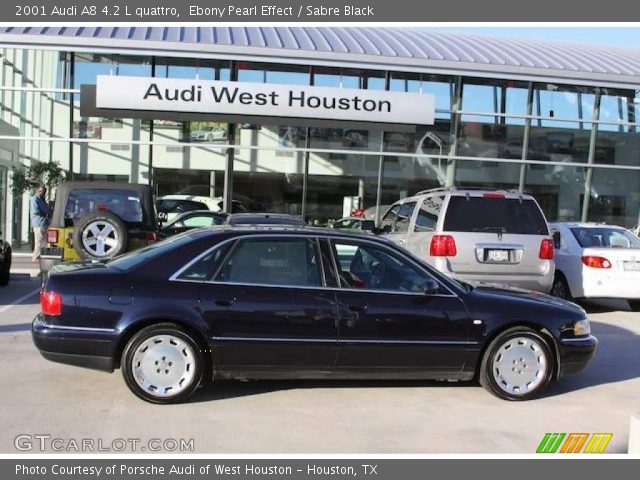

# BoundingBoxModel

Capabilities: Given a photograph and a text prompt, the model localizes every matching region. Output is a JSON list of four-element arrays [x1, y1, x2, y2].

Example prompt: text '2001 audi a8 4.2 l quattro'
[[33, 226, 597, 404]]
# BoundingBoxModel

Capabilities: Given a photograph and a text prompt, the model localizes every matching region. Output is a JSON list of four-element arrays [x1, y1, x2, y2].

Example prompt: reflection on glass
[[459, 78, 528, 159], [525, 164, 587, 222], [588, 168, 640, 228], [455, 160, 520, 190]]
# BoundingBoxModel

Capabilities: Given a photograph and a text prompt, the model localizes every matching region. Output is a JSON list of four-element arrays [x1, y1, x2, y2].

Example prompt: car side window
[[331, 240, 436, 294], [552, 230, 561, 249], [415, 195, 444, 232], [394, 202, 416, 233], [380, 205, 400, 231], [177, 244, 230, 282], [215, 238, 322, 287]]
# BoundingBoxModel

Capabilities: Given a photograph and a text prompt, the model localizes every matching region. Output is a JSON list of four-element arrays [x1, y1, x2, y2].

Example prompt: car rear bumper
[[556, 335, 598, 378], [31, 314, 118, 372], [578, 272, 640, 299]]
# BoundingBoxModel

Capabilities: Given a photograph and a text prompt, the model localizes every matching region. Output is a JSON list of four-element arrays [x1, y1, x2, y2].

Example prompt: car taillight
[[582, 256, 612, 269], [539, 238, 555, 260], [430, 235, 457, 257], [146, 232, 158, 243], [40, 290, 62, 316], [47, 229, 59, 244]]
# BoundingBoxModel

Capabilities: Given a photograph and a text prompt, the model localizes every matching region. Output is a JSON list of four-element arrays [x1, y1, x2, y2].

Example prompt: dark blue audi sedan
[[33, 226, 597, 404]]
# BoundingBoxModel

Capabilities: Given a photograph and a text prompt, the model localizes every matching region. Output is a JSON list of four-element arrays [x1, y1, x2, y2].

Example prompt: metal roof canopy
[[2, 27, 640, 90]]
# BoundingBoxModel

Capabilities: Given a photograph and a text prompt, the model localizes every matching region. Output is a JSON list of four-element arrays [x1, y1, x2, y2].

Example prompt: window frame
[[211, 236, 326, 289], [170, 233, 459, 297], [326, 237, 457, 297]]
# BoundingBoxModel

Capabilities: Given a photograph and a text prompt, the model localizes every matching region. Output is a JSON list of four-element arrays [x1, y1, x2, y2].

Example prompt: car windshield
[[106, 232, 198, 271], [444, 196, 548, 235], [64, 189, 144, 224], [570, 227, 640, 249]]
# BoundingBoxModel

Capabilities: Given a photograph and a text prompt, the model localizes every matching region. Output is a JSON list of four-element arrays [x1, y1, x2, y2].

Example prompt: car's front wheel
[[121, 323, 204, 404], [479, 327, 553, 401]]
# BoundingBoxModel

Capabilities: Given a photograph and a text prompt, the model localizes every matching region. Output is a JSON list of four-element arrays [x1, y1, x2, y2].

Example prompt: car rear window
[[107, 232, 200, 271], [443, 196, 548, 235], [65, 189, 144, 224], [570, 227, 640, 249]]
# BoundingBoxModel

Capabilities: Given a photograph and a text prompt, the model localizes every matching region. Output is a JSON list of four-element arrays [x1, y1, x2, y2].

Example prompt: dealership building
[[0, 27, 639, 246]]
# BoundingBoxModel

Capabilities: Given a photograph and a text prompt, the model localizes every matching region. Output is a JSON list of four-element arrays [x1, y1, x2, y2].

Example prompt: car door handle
[[214, 298, 236, 307], [347, 303, 368, 313]]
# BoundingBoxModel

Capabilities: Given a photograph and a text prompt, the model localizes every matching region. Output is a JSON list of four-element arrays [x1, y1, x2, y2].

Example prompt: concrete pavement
[[0, 278, 638, 454]]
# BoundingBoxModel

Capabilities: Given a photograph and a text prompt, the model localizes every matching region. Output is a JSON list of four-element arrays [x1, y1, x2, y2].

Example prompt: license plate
[[487, 250, 510, 262], [623, 261, 640, 271]]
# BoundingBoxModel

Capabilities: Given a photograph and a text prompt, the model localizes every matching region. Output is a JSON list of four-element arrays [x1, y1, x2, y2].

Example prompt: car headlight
[[574, 319, 591, 336]]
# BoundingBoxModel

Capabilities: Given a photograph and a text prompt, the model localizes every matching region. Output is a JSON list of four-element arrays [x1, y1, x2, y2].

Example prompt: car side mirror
[[424, 278, 441, 295]]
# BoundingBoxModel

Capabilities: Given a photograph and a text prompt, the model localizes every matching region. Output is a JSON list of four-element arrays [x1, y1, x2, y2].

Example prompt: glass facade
[[1, 46, 639, 246]]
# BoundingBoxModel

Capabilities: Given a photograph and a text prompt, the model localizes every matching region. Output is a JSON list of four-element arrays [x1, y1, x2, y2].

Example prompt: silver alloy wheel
[[491, 336, 548, 396], [131, 334, 196, 398], [81, 220, 119, 258]]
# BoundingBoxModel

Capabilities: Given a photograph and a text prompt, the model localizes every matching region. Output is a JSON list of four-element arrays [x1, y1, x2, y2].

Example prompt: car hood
[[468, 282, 585, 314]]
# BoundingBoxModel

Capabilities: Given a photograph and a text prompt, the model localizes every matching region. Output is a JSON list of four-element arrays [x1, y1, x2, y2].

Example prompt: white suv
[[379, 187, 555, 293]]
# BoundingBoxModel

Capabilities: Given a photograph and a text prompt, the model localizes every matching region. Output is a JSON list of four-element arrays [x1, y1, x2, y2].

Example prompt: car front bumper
[[556, 334, 598, 378], [32, 314, 118, 372]]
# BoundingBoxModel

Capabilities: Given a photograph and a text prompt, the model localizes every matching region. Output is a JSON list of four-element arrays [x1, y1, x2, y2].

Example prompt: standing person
[[30, 185, 49, 262]]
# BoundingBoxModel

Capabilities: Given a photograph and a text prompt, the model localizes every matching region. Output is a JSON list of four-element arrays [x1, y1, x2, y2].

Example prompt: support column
[[222, 61, 237, 213], [518, 82, 534, 192], [581, 90, 602, 223], [445, 76, 463, 187]]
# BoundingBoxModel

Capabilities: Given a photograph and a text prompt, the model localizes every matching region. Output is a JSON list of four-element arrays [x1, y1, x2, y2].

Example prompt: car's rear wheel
[[550, 272, 572, 301], [0, 247, 11, 286], [479, 327, 553, 401], [628, 300, 640, 311], [73, 211, 128, 260], [121, 323, 204, 404]]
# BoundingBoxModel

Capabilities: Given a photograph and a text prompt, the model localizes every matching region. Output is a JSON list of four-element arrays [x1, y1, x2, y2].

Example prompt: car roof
[[390, 187, 534, 204], [191, 224, 393, 243], [550, 222, 626, 229], [226, 213, 306, 226]]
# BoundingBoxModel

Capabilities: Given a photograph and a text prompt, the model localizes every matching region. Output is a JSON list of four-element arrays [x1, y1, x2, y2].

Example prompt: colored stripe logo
[[537, 433, 612, 453]]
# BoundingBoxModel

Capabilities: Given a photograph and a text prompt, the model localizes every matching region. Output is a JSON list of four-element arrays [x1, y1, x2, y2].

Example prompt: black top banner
[[4, 0, 640, 22]]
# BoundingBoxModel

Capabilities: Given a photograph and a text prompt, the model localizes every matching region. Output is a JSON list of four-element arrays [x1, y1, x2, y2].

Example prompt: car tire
[[73, 210, 128, 261], [121, 323, 204, 404], [550, 272, 572, 301], [479, 327, 554, 401], [628, 300, 640, 311], [0, 247, 11, 286]]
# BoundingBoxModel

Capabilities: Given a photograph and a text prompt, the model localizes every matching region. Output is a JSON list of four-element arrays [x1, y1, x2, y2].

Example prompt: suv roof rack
[[415, 186, 525, 196]]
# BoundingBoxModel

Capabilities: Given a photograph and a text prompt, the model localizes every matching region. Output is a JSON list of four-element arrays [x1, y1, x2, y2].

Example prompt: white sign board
[[95, 76, 435, 125]]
